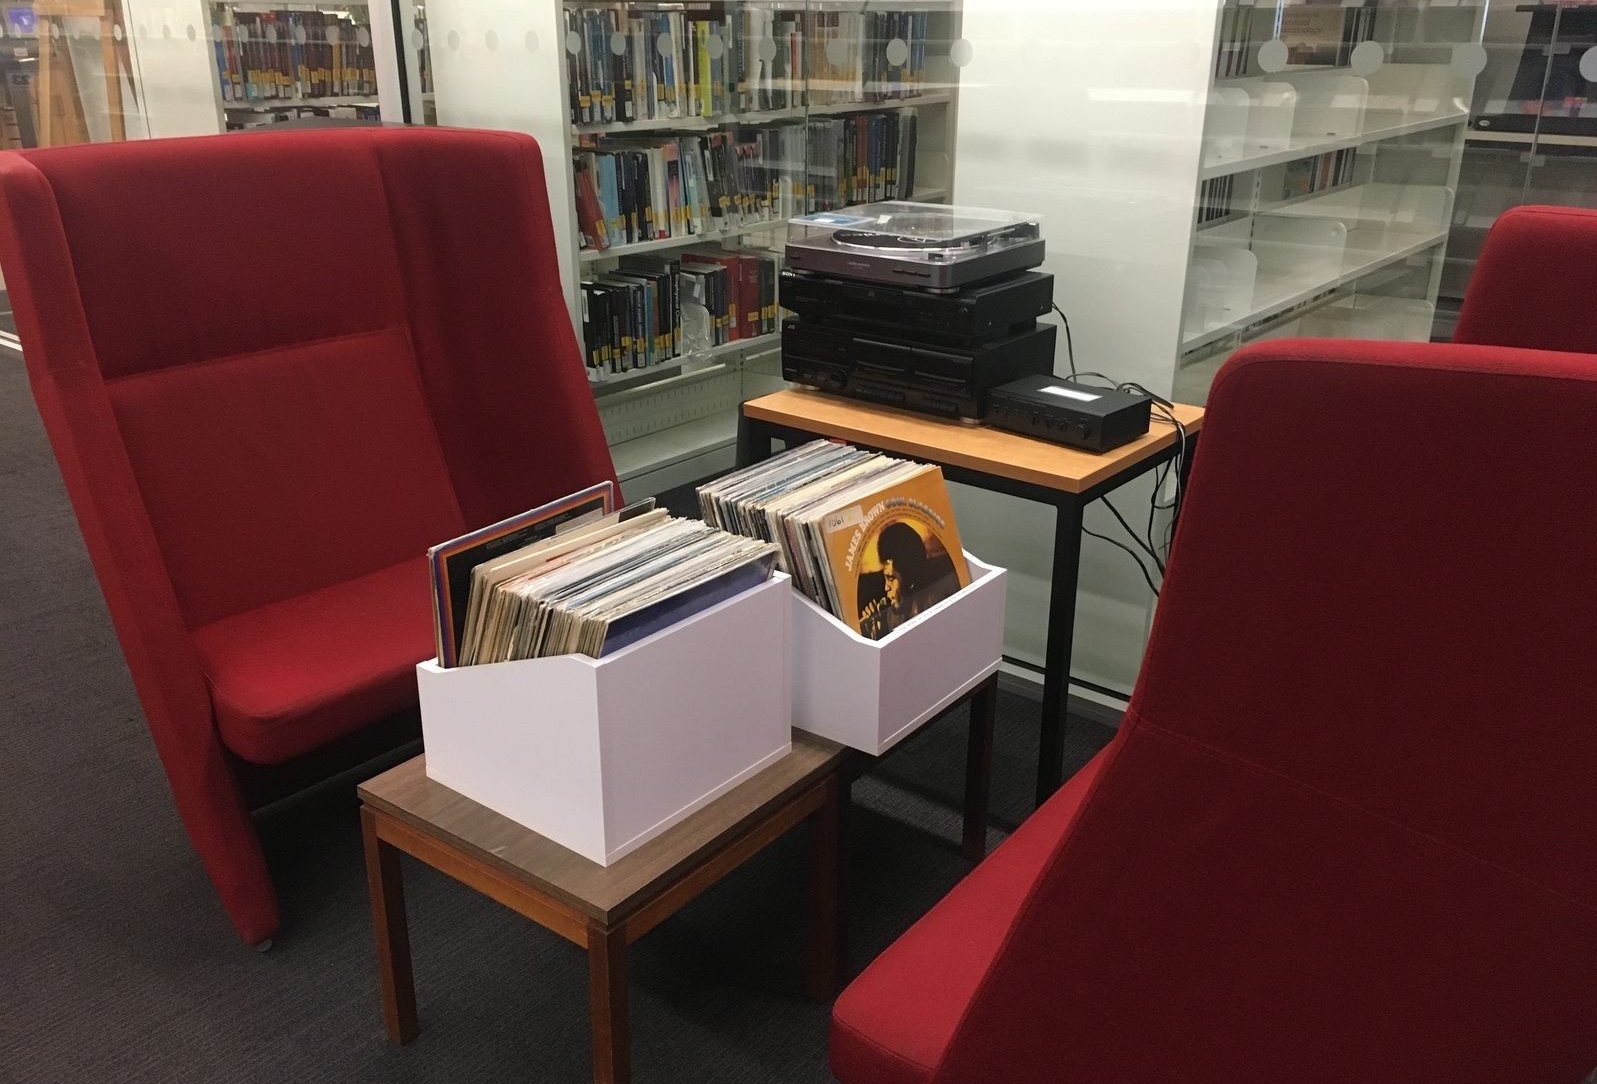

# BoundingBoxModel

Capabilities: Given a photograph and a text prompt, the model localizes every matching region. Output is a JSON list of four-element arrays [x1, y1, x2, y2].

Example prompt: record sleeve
[[818, 467, 971, 640]]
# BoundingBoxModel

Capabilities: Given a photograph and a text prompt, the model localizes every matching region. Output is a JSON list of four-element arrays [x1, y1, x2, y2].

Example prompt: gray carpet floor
[[0, 352, 1115, 1084]]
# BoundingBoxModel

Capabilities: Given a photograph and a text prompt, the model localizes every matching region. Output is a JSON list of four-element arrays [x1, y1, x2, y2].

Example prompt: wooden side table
[[738, 389, 1204, 805], [358, 734, 846, 1084]]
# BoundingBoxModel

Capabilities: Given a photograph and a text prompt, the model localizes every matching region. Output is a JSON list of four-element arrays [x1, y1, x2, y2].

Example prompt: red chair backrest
[[935, 340, 1597, 1084], [1455, 204, 1597, 354], [0, 128, 616, 631]]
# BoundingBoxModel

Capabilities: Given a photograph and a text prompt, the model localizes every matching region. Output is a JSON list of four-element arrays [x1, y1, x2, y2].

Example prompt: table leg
[[805, 775, 842, 1001], [961, 677, 997, 861], [1036, 496, 1086, 806], [361, 806, 419, 1044], [736, 412, 769, 468], [587, 921, 630, 1084]]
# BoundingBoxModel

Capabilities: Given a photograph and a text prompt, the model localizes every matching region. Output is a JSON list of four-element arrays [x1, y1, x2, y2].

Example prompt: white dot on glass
[[49, 23, 60, 39], [294, 25, 306, 44], [411, 28, 423, 50], [948, 38, 974, 68], [610, 30, 626, 56], [357, 27, 371, 48], [484, 29, 497, 50], [446, 28, 459, 51], [1350, 40, 1383, 77], [112, 23, 122, 40], [706, 33, 724, 60], [523, 30, 538, 52], [1257, 39, 1289, 74], [1581, 46, 1597, 84], [265, 24, 276, 43], [825, 37, 847, 66], [756, 37, 776, 63], [185, 23, 196, 41], [565, 29, 581, 54], [325, 25, 339, 45], [657, 31, 672, 56], [1452, 42, 1489, 79], [885, 37, 910, 68]]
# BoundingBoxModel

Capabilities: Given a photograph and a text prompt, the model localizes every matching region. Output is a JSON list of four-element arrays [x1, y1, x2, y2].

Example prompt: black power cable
[[1042, 305, 1189, 594]]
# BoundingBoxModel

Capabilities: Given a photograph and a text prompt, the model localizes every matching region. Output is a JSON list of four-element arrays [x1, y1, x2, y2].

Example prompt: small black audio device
[[984, 374, 1154, 453], [779, 269, 1054, 344], [782, 318, 1056, 420]]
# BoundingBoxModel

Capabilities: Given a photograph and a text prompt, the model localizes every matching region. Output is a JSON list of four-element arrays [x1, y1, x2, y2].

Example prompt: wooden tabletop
[[357, 733, 844, 925], [742, 389, 1204, 494]]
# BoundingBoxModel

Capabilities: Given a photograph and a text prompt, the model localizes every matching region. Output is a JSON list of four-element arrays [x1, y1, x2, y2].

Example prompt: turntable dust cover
[[818, 466, 971, 641]]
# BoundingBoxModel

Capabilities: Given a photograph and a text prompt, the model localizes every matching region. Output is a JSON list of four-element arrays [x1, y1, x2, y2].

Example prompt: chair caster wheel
[[254, 938, 274, 954]]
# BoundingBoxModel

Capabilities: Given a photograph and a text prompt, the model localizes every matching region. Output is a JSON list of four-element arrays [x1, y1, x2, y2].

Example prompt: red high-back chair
[[0, 128, 616, 947], [831, 339, 1597, 1084], [1454, 204, 1597, 353]]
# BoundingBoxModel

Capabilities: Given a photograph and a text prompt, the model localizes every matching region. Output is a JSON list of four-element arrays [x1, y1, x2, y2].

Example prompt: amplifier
[[984, 375, 1153, 453], [782, 317, 1056, 420], [779, 269, 1054, 344]]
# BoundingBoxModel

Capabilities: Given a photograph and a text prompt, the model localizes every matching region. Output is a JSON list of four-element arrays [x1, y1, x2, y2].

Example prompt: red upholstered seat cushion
[[192, 557, 433, 765], [830, 744, 1115, 1084]]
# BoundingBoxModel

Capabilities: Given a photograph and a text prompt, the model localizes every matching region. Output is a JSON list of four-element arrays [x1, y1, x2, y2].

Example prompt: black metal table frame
[[736, 411, 1200, 806]]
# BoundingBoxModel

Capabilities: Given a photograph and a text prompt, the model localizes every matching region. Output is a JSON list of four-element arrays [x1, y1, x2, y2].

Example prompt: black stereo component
[[779, 269, 1054, 344], [782, 317, 1056, 420], [984, 374, 1153, 453]]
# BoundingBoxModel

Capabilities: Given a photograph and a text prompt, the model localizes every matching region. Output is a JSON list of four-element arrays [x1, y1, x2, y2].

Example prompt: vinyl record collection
[[453, 507, 777, 664], [563, 5, 937, 126], [581, 249, 781, 379], [699, 440, 971, 641]]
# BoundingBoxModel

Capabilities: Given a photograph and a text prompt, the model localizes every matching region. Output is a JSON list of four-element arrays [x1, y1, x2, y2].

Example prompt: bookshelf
[[1173, 0, 1485, 404], [206, 0, 382, 130], [400, 0, 965, 496], [1435, 0, 1597, 335]]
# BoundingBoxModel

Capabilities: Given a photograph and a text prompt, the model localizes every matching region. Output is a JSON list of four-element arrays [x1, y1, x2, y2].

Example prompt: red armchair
[[1454, 204, 1597, 353], [0, 129, 617, 947], [831, 339, 1597, 1084]]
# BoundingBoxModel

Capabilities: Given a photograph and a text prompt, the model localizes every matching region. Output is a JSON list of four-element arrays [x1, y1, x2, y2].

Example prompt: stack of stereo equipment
[[781, 202, 1056, 420]]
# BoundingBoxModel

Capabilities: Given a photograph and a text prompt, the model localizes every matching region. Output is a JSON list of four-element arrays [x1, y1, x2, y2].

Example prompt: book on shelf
[[564, 4, 936, 128], [581, 249, 781, 379], [574, 127, 805, 250], [697, 440, 972, 641], [1280, 6, 1345, 67], [806, 111, 918, 210], [573, 112, 919, 252], [210, 6, 376, 103], [1278, 148, 1356, 201], [1213, 0, 1376, 79], [1197, 174, 1234, 227]]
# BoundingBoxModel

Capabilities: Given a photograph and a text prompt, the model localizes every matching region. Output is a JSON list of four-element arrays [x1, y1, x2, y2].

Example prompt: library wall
[[950, 2, 1219, 695], [122, 0, 228, 137], [422, 0, 582, 325]]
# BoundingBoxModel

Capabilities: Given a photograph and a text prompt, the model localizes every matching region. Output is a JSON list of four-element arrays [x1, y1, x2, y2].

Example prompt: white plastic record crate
[[416, 575, 793, 867], [790, 553, 1006, 756]]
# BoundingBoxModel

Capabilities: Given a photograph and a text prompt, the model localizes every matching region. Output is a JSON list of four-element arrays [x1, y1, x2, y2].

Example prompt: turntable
[[785, 201, 1045, 291]]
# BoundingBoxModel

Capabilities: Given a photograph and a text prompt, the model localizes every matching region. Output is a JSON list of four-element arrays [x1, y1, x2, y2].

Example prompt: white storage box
[[417, 575, 792, 866], [791, 554, 1006, 756]]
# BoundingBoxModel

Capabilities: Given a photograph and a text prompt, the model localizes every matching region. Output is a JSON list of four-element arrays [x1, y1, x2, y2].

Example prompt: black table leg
[[736, 412, 770, 468], [1036, 495, 1085, 806]]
